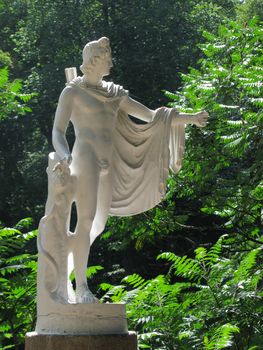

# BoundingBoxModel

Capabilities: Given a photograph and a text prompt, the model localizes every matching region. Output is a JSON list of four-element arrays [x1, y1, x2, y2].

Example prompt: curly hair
[[80, 37, 111, 75]]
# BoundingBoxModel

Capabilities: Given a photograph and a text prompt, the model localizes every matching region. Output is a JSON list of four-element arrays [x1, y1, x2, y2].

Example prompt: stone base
[[25, 331, 138, 350], [36, 303, 128, 335]]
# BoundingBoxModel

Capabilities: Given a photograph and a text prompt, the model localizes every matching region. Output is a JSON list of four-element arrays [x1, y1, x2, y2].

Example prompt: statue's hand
[[193, 111, 209, 128], [53, 156, 71, 188]]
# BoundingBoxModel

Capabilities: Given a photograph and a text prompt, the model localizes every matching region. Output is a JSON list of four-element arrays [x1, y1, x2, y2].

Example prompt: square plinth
[[36, 303, 128, 335], [25, 331, 138, 350]]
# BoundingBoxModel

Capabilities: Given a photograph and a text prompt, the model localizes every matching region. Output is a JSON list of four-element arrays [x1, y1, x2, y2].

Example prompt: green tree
[[103, 235, 262, 349], [236, 0, 263, 22], [0, 67, 42, 224], [165, 18, 262, 240], [0, 219, 37, 350]]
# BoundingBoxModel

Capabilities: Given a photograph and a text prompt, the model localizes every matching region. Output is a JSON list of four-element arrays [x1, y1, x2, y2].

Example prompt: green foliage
[[203, 324, 240, 350], [0, 220, 37, 350], [165, 18, 262, 239], [0, 50, 12, 68], [102, 236, 263, 349], [0, 67, 34, 121], [0, 65, 47, 224], [236, 0, 263, 22]]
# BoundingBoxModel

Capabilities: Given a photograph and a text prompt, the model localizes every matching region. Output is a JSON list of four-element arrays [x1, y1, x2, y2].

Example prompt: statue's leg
[[72, 160, 100, 303], [90, 170, 113, 246]]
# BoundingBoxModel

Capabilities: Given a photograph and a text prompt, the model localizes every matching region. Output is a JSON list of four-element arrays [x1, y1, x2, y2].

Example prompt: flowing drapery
[[69, 78, 185, 216]]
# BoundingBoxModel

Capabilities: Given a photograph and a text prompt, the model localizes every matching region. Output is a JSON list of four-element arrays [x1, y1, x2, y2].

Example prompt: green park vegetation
[[0, 0, 262, 349]]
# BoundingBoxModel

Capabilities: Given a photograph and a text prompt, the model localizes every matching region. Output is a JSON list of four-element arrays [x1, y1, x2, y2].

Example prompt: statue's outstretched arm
[[119, 96, 155, 122], [119, 95, 208, 127], [171, 109, 209, 127], [52, 86, 74, 164]]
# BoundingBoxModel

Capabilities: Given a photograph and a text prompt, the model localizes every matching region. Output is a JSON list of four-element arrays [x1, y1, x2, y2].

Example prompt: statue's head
[[80, 37, 112, 77]]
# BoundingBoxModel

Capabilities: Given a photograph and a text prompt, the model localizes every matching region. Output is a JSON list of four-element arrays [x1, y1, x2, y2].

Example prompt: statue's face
[[95, 53, 113, 77], [81, 40, 112, 77]]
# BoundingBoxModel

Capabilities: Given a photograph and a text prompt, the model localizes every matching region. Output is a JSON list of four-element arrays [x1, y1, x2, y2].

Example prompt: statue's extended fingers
[[198, 119, 208, 127]]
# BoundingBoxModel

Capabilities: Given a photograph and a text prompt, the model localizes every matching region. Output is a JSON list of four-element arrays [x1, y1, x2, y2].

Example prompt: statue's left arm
[[119, 96, 208, 127], [119, 95, 155, 122]]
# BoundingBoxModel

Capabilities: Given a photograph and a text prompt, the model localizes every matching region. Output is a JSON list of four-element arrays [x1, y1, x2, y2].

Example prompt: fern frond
[[0, 264, 26, 276], [221, 132, 241, 142], [86, 265, 104, 279], [195, 247, 207, 261], [206, 237, 224, 264], [157, 252, 177, 263], [173, 256, 202, 281], [226, 120, 243, 126], [163, 90, 180, 101], [204, 323, 239, 350], [122, 273, 147, 288], [22, 229, 38, 240], [0, 67, 9, 87], [218, 104, 240, 109], [5, 254, 33, 265], [249, 98, 263, 107], [0, 228, 21, 238], [233, 248, 261, 282]]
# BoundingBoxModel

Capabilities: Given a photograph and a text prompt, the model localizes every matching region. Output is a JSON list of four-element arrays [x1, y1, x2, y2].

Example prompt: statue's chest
[[71, 88, 119, 130], [74, 89, 118, 115]]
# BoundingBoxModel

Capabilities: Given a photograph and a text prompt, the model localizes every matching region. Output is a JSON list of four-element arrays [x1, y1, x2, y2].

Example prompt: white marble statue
[[37, 37, 208, 316]]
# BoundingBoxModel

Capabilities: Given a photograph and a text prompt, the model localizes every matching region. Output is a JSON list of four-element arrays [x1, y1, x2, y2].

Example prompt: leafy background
[[0, 0, 262, 349]]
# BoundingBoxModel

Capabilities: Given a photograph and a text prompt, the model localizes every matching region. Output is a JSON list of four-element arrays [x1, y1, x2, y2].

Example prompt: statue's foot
[[76, 285, 99, 304]]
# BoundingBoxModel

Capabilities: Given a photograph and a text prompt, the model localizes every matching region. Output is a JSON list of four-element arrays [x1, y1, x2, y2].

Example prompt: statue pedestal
[[25, 331, 137, 350], [36, 303, 128, 335], [27, 303, 137, 349]]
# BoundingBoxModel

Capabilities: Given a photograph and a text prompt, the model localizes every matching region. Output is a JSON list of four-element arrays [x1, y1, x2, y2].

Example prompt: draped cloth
[[69, 78, 185, 217], [110, 108, 185, 216]]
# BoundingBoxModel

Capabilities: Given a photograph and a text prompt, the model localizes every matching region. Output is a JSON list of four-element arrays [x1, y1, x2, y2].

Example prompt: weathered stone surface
[[36, 303, 128, 335], [25, 331, 138, 350]]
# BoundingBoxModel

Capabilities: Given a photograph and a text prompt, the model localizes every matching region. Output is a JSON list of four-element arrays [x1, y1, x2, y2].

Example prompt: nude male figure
[[52, 37, 208, 303]]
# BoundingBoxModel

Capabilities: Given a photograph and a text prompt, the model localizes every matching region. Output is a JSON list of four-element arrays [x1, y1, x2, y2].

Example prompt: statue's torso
[[69, 83, 121, 172]]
